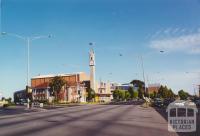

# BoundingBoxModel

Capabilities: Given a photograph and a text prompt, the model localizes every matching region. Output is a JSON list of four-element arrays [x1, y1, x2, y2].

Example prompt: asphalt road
[[0, 105, 196, 136]]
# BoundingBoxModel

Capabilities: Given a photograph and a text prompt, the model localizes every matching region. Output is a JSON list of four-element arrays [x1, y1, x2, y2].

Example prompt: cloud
[[163, 28, 171, 34], [148, 71, 200, 94], [150, 27, 185, 40], [150, 30, 200, 54], [151, 30, 162, 39], [172, 28, 179, 34]]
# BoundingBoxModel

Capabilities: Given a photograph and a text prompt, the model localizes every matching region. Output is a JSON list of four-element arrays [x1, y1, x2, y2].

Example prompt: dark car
[[153, 98, 164, 108], [163, 98, 175, 107], [195, 100, 200, 107]]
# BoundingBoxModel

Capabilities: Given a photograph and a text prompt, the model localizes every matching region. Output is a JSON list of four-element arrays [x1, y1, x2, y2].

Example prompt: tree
[[112, 90, 126, 101], [157, 85, 175, 99], [138, 87, 144, 99], [113, 90, 120, 100], [1, 97, 5, 101], [178, 90, 189, 100], [125, 91, 131, 100], [150, 93, 154, 99], [168, 89, 175, 98], [6, 97, 12, 103], [49, 76, 66, 101], [130, 80, 145, 99], [153, 91, 157, 98], [118, 90, 125, 101], [128, 87, 134, 99], [133, 91, 138, 98], [130, 80, 145, 88], [87, 88, 95, 101]]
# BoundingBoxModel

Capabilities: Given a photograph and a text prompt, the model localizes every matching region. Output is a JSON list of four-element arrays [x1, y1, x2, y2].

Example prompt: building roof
[[167, 100, 198, 111], [31, 72, 85, 79], [148, 83, 161, 87], [14, 90, 26, 94]]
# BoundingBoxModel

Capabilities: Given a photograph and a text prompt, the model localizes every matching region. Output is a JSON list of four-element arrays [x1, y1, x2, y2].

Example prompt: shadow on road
[[4, 105, 122, 136], [0, 106, 38, 116], [154, 107, 200, 136], [105, 100, 145, 105]]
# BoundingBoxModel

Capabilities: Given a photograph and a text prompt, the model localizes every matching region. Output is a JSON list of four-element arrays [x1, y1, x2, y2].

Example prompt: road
[[0, 104, 196, 136]]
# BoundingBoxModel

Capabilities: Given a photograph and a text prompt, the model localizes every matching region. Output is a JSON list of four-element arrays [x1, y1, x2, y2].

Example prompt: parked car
[[163, 98, 175, 107], [153, 98, 164, 108], [195, 100, 200, 107]]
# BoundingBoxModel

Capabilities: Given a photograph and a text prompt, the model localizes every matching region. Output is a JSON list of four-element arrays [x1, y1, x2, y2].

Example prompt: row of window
[[33, 96, 46, 100], [169, 108, 195, 117]]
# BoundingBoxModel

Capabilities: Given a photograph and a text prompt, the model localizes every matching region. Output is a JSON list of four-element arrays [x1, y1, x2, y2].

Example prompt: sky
[[0, 0, 200, 98]]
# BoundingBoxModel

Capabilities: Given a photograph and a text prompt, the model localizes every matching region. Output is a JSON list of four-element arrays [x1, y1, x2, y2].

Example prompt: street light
[[138, 50, 165, 98], [185, 71, 200, 81], [1, 32, 51, 108], [140, 55, 146, 94], [185, 71, 200, 96]]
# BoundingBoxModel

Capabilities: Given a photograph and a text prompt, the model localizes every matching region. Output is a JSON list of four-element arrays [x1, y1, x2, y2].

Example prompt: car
[[163, 98, 175, 106], [195, 100, 200, 107], [153, 98, 164, 108]]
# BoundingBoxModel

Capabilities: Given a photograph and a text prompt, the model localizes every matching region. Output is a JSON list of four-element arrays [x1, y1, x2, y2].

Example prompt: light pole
[[140, 55, 147, 96], [1, 32, 51, 108], [0, 0, 2, 33], [186, 72, 200, 78], [186, 71, 200, 96], [138, 50, 165, 98]]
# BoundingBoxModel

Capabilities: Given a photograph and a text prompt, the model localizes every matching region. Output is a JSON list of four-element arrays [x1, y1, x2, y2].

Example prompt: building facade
[[89, 48, 96, 92], [14, 48, 113, 103], [31, 72, 89, 103], [14, 90, 27, 104], [147, 84, 161, 94], [95, 81, 112, 102], [89, 48, 112, 102]]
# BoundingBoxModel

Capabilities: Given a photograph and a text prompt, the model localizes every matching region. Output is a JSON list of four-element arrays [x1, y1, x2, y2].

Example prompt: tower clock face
[[89, 50, 95, 66]]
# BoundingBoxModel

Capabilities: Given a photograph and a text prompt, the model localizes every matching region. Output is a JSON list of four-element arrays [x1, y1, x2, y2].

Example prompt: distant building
[[89, 48, 96, 92], [148, 84, 161, 94], [89, 48, 112, 102], [95, 81, 112, 102], [31, 72, 88, 103], [14, 90, 27, 104], [14, 48, 113, 103], [116, 83, 133, 91]]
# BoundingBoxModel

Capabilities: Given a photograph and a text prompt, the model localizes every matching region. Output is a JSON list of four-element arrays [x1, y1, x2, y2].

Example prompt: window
[[170, 108, 176, 117], [178, 108, 186, 117], [187, 108, 194, 117]]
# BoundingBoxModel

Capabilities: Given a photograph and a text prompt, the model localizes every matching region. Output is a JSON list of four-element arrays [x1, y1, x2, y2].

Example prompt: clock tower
[[89, 48, 96, 92]]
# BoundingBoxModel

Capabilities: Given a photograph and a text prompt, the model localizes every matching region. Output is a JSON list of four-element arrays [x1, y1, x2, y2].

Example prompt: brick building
[[31, 72, 89, 103], [147, 84, 161, 94]]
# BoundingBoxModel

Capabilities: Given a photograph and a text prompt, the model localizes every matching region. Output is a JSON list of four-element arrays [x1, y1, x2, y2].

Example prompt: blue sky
[[0, 0, 200, 98]]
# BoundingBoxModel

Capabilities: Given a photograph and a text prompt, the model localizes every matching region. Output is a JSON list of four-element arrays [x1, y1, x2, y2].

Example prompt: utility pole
[[1, 32, 51, 108], [140, 55, 147, 96]]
